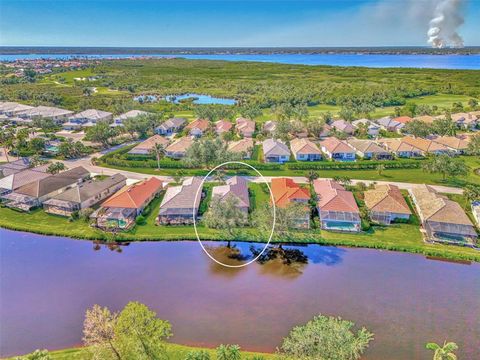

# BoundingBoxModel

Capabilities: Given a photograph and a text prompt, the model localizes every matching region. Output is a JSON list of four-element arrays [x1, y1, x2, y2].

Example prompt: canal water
[[0, 229, 479, 359]]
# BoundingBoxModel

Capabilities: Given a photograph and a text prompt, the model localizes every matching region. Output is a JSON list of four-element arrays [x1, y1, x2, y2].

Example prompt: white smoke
[[428, 0, 465, 48]]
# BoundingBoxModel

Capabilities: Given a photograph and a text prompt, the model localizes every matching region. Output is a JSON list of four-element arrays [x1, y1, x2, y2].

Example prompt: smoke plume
[[428, 0, 465, 48]]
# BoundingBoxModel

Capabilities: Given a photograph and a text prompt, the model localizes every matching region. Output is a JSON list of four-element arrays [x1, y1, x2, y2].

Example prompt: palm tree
[[376, 164, 385, 176], [46, 162, 66, 175], [463, 184, 480, 210], [425, 341, 458, 360], [0, 129, 13, 163], [149, 143, 165, 170], [306, 170, 319, 186]]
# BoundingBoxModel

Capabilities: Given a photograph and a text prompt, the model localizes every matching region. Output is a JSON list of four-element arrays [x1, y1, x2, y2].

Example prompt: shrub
[[135, 215, 146, 225]]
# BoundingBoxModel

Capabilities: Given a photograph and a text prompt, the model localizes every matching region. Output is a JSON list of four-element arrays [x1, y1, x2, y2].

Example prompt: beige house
[[430, 136, 470, 154], [128, 135, 170, 155], [235, 117, 256, 138], [364, 184, 411, 225], [227, 138, 254, 159], [215, 120, 233, 135], [377, 138, 423, 158], [347, 139, 392, 160], [290, 138, 322, 161], [165, 137, 194, 159]]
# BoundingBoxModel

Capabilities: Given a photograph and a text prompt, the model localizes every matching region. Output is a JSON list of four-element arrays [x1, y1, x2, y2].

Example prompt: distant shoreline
[[1, 46, 480, 55]]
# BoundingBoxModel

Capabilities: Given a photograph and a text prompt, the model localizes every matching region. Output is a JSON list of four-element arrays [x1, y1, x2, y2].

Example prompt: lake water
[[165, 93, 237, 105], [1, 53, 479, 69], [1, 229, 479, 359]]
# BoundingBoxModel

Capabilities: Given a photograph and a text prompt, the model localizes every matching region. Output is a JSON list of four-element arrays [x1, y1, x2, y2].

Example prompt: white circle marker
[[192, 161, 276, 268]]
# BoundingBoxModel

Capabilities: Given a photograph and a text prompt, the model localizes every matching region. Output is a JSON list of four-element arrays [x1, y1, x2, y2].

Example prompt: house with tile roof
[[165, 137, 194, 159], [314, 179, 361, 232], [0, 158, 32, 178], [346, 139, 392, 160], [63, 109, 112, 130], [227, 138, 254, 159], [352, 119, 381, 137], [450, 112, 478, 130], [263, 120, 277, 135], [0, 164, 49, 196], [16, 106, 74, 123], [1, 166, 90, 211], [319, 123, 332, 138], [157, 177, 203, 225], [401, 136, 450, 155], [376, 117, 404, 132], [212, 176, 250, 213], [331, 119, 355, 135], [414, 115, 435, 124], [186, 118, 210, 137], [262, 139, 291, 163], [128, 135, 170, 155], [393, 116, 413, 124], [364, 184, 411, 225], [111, 110, 149, 127], [215, 119, 233, 135], [430, 135, 470, 154], [410, 185, 477, 245], [235, 117, 256, 138], [271, 177, 311, 228], [377, 138, 423, 158], [0, 102, 34, 117], [320, 137, 355, 161], [155, 117, 186, 135], [92, 177, 163, 230], [290, 138, 322, 161], [43, 174, 127, 217]]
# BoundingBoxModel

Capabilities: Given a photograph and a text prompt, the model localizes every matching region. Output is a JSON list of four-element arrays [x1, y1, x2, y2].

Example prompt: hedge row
[[102, 155, 188, 169], [286, 160, 422, 171]]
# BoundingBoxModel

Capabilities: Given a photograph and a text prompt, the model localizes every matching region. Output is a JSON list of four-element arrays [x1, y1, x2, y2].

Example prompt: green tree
[[463, 184, 480, 209], [425, 341, 458, 360], [14, 349, 51, 360], [376, 164, 385, 176], [0, 129, 14, 162], [203, 196, 249, 238], [57, 139, 89, 159], [46, 162, 66, 175], [85, 122, 118, 148], [149, 143, 165, 170], [404, 119, 433, 138], [29, 138, 46, 154], [467, 98, 478, 110], [183, 138, 241, 168], [422, 155, 468, 181], [239, 105, 262, 120], [33, 118, 56, 136], [306, 170, 319, 185], [185, 350, 211, 360], [467, 134, 480, 156], [216, 344, 241, 360], [273, 119, 293, 142], [432, 115, 456, 136], [279, 314, 374, 360], [115, 301, 172, 360]]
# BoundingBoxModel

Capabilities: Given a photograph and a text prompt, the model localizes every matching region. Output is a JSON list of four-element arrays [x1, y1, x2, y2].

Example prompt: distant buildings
[[111, 110, 149, 127], [235, 117, 255, 138], [331, 119, 355, 135]]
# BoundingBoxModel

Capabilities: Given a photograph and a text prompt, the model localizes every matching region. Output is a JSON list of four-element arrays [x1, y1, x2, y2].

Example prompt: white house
[[262, 139, 290, 163]]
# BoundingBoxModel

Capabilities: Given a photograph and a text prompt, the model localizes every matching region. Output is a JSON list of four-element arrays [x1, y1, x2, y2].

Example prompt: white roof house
[[17, 106, 74, 122], [112, 110, 149, 127], [0, 102, 34, 116], [63, 109, 113, 129]]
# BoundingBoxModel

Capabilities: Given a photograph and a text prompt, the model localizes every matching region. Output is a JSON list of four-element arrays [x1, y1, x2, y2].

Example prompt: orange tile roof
[[313, 179, 359, 213], [394, 116, 413, 124], [101, 177, 163, 209], [271, 178, 310, 208], [186, 118, 210, 131]]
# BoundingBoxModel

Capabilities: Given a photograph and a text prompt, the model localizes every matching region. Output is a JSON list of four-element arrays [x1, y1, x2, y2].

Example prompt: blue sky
[[0, 0, 478, 47]]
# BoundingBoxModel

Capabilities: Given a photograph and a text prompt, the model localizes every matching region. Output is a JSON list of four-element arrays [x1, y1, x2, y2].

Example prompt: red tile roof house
[[393, 116, 413, 124], [364, 184, 411, 225], [235, 117, 256, 138], [262, 139, 291, 163], [290, 138, 322, 161], [185, 118, 210, 138], [331, 119, 355, 135], [212, 176, 250, 213], [271, 178, 311, 228], [314, 179, 361, 232], [91, 177, 163, 231], [1, 166, 90, 211], [157, 177, 203, 225], [215, 119, 233, 135], [320, 137, 356, 161]]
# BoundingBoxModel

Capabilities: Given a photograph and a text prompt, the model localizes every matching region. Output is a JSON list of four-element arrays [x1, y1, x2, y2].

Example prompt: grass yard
[[10, 343, 277, 360]]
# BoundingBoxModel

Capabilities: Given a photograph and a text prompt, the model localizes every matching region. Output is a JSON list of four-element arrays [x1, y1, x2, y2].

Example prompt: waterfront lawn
[[9, 343, 277, 360]]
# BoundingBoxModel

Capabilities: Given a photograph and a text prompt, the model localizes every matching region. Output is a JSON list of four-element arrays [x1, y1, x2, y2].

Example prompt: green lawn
[[10, 343, 277, 360]]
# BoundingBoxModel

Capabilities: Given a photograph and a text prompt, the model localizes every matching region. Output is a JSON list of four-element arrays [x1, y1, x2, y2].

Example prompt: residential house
[[215, 119, 233, 135], [157, 177, 203, 225], [235, 117, 256, 138], [271, 178, 310, 228], [0, 102, 34, 117], [1, 166, 90, 211], [165, 137, 194, 159], [92, 177, 163, 230], [364, 184, 411, 225], [410, 185, 477, 245], [346, 139, 392, 160], [185, 118, 210, 137], [63, 109, 113, 130], [43, 174, 127, 217], [314, 179, 361, 232], [128, 135, 170, 155], [414, 115, 435, 124], [227, 138, 254, 159], [401, 136, 450, 155], [0, 158, 32, 178], [430, 136, 470, 154], [212, 176, 250, 213], [16, 106, 74, 123], [319, 123, 332, 138], [393, 116, 413, 124], [263, 120, 277, 135], [331, 119, 355, 135], [111, 110, 149, 127], [352, 119, 381, 137], [155, 117, 186, 136], [262, 139, 290, 163], [290, 138, 322, 161], [376, 117, 404, 132], [320, 137, 355, 161], [377, 138, 423, 158], [451, 112, 478, 130], [0, 164, 49, 196]]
